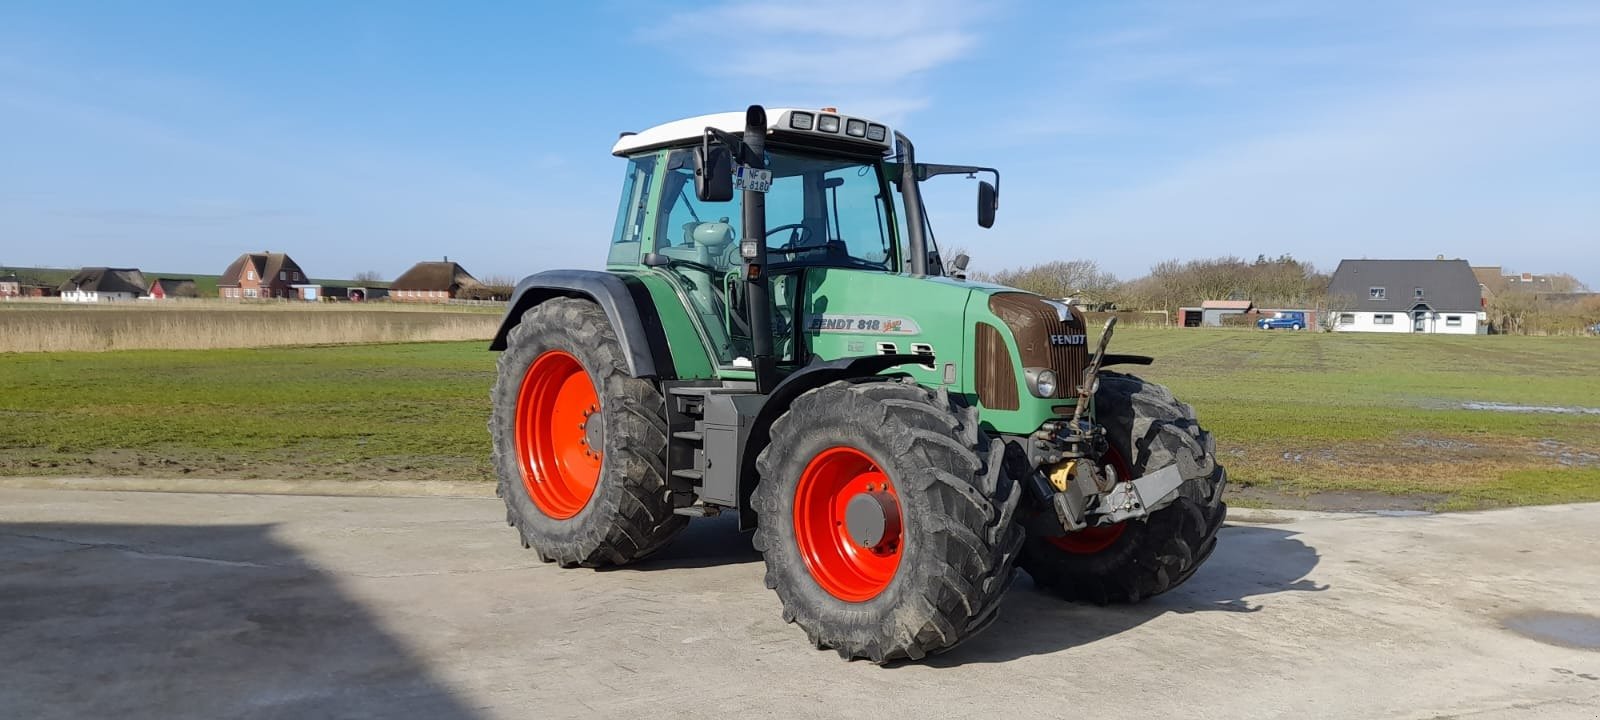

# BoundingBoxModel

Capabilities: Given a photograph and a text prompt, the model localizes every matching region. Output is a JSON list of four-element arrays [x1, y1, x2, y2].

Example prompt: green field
[[2, 329, 1597, 510]]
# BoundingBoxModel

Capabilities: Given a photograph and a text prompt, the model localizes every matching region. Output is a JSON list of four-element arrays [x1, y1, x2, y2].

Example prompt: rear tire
[[490, 297, 686, 567], [1019, 371, 1227, 603], [753, 379, 1023, 662]]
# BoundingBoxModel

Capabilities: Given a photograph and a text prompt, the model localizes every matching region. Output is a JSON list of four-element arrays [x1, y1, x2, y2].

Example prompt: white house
[[1326, 259, 1485, 335], [60, 267, 148, 303]]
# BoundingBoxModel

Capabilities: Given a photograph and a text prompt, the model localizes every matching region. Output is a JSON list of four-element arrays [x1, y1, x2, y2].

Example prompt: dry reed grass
[[0, 305, 500, 352]]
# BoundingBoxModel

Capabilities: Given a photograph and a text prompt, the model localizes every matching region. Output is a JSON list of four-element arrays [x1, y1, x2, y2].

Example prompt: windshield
[[657, 149, 897, 272]]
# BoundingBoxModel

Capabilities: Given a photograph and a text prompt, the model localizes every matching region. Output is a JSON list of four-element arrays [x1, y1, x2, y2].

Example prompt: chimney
[[444, 255, 449, 263]]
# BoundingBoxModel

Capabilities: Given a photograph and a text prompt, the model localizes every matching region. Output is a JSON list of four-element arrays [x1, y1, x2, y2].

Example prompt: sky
[[1, 0, 1596, 284]]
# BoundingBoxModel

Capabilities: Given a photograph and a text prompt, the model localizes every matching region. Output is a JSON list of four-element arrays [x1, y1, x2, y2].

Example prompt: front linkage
[[1021, 317, 1188, 537]]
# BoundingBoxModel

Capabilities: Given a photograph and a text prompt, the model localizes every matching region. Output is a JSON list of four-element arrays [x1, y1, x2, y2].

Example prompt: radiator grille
[[973, 322, 1019, 411], [987, 293, 1089, 400]]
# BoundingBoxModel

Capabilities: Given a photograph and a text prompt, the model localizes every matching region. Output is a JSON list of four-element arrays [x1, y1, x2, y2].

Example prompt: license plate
[[733, 165, 772, 193]]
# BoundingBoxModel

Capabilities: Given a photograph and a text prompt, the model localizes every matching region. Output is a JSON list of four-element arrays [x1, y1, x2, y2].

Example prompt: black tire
[[1019, 371, 1227, 603], [489, 297, 686, 567], [752, 379, 1023, 663]]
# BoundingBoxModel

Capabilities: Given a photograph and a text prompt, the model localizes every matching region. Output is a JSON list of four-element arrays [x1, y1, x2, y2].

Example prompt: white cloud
[[651, 0, 989, 122]]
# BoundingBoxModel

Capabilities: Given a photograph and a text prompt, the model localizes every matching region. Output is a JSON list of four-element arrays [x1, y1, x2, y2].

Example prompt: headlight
[[817, 114, 841, 133], [1036, 371, 1057, 397], [1024, 368, 1062, 396]]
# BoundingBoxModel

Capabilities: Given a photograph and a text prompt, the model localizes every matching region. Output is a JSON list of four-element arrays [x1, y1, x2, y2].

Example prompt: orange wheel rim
[[514, 350, 601, 519], [793, 447, 903, 602], [1047, 444, 1131, 554]]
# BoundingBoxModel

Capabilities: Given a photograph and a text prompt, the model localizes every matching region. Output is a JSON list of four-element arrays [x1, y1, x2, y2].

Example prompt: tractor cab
[[605, 107, 997, 386]]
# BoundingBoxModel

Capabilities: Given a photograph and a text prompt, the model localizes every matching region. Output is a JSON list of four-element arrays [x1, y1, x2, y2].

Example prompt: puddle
[[1536, 440, 1600, 468], [1463, 402, 1600, 415], [1504, 612, 1600, 650]]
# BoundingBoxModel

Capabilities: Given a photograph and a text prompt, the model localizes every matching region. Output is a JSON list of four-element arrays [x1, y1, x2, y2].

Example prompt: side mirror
[[977, 180, 997, 228], [695, 145, 733, 202]]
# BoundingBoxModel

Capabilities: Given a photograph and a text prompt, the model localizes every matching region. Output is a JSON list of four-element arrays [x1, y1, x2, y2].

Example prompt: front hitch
[[1030, 316, 1185, 534]]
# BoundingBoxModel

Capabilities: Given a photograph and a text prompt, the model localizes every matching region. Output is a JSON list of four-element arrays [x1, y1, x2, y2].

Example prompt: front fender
[[735, 353, 931, 529]]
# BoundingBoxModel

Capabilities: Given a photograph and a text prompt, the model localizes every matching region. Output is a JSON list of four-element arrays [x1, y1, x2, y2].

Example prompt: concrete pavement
[[1, 488, 1597, 719]]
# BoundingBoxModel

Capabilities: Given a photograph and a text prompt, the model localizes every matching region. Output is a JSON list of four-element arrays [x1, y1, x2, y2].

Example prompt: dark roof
[[1471, 266, 1507, 296], [150, 278, 199, 298], [59, 267, 147, 295], [219, 252, 304, 286], [1327, 259, 1481, 312], [390, 261, 483, 292]]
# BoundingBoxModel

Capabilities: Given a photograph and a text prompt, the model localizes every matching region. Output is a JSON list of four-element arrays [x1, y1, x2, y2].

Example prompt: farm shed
[[1198, 300, 1254, 327], [146, 278, 199, 300]]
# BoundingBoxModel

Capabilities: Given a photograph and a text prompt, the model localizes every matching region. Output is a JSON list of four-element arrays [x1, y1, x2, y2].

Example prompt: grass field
[[0, 302, 501, 352], [1, 329, 1597, 510]]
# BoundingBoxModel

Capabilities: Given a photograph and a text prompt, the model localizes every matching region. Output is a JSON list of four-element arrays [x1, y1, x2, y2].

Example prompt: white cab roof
[[611, 108, 892, 156]]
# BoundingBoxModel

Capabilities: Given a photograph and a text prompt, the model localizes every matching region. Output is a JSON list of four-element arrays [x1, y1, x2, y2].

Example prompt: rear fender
[[491, 270, 675, 380]]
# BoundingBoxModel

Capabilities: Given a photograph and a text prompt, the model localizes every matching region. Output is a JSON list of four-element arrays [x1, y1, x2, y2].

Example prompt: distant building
[[1326, 259, 1484, 334], [1471, 266, 1506, 305], [146, 278, 199, 300], [0, 274, 20, 298], [218, 251, 307, 300], [389, 259, 490, 302], [1504, 272, 1559, 293], [59, 267, 147, 303], [288, 284, 389, 302], [1178, 300, 1254, 328]]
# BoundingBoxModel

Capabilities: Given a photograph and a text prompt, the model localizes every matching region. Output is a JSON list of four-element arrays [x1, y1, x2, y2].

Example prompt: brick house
[[146, 278, 199, 300], [218, 252, 307, 299], [389, 259, 489, 302]]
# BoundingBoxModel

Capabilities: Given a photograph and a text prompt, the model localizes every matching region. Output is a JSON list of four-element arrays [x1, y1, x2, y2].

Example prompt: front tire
[[1020, 371, 1227, 603], [489, 297, 686, 567], [753, 380, 1022, 662]]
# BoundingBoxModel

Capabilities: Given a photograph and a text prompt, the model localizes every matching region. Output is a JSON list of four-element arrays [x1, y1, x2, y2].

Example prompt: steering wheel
[[767, 224, 816, 256], [664, 257, 721, 277]]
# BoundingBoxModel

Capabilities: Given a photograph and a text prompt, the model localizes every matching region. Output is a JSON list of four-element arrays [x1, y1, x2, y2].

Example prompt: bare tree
[[353, 271, 384, 284], [479, 274, 517, 302]]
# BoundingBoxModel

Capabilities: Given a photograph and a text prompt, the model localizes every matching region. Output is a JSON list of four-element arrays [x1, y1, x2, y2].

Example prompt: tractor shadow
[[914, 523, 1327, 667], [0, 521, 482, 720], [617, 514, 761, 571]]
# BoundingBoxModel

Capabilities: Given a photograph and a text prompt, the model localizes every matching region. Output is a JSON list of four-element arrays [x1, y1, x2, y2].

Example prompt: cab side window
[[608, 154, 658, 266]]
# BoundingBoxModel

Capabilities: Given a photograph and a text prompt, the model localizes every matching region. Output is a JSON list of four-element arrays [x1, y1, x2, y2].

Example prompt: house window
[[1375, 314, 1394, 325], [1338, 313, 1354, 324], [244, 289, 258, 298], [1446, 315, 1462, 327], [279, 271, 287, 281], [1415, 287, 1424, 299], [1370, 287, 1386, 300], [247, 270, 255, 280]]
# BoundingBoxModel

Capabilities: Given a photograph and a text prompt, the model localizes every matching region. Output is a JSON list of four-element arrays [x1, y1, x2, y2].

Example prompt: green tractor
[[489, 106, 1226, 662]]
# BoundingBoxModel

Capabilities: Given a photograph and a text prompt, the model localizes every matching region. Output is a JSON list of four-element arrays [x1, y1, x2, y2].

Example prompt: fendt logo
[[1050, 334, 1087, 346]]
